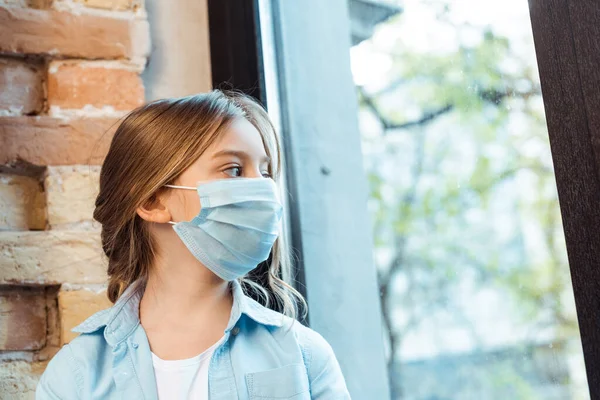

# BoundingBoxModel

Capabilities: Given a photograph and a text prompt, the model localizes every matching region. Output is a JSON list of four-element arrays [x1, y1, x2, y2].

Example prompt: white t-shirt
[[151, 337, 224, 399]]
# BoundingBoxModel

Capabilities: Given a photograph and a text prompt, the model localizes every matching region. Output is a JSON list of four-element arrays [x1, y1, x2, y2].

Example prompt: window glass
[[349, 0, 589, 398]]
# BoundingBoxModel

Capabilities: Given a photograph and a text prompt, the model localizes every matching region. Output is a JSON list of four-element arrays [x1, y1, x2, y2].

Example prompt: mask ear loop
[[164, 184, 197, 190]]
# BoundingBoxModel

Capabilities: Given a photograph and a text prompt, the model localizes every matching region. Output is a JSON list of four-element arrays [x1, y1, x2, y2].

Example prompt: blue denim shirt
[[36, 280, 350, 399]]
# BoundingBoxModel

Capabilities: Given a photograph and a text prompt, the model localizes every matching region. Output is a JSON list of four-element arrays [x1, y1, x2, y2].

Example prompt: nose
[[244, 163, 263, 179]]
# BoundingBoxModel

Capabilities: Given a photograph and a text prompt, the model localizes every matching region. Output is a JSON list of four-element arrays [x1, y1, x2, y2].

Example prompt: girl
[[36, 91, 350, 399]]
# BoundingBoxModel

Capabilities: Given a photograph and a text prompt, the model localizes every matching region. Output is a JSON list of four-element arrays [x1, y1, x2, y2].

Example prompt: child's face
[[166, 118, 272, 223]]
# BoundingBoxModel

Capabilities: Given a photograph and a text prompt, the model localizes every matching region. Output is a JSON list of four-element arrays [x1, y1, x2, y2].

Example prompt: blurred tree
[[353, 4, 579, 398]]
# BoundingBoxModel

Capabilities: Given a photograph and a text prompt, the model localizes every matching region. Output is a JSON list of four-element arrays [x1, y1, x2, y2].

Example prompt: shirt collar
[[72, 280, 286, 346], [228, 279, 287, 329]]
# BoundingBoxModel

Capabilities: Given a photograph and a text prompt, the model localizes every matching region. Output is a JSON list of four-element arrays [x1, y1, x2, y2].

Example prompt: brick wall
[[0, 0, 150, 397]]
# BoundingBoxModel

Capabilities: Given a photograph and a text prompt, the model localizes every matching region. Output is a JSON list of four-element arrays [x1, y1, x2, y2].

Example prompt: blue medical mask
[[164, 178, 283, 281]]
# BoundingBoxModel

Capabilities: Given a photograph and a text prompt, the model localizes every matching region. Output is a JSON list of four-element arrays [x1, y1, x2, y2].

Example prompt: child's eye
[[224, 166, 242, 177], [261, 171, 272, 178]]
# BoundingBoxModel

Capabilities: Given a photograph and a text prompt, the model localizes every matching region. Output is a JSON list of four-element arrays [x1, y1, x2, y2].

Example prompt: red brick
[[0, 116, 119, 166], [48, 61, 144, 111], [0, 286, 47, 351], [0, 57, 43, 115], [30, 0, 52, 8], [0, 7, 150, 60]]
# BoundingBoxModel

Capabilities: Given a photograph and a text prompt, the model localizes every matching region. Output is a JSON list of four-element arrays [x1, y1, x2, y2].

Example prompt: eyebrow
[[211, 150, 271, 164]]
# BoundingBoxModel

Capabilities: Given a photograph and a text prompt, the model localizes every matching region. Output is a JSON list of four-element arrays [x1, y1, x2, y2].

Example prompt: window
[[349, 0, 588, 398], [208, 0, 600, 397]]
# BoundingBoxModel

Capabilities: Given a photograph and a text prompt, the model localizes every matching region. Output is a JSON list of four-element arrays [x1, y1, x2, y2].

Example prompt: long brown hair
[[94, 90, 306, 319]]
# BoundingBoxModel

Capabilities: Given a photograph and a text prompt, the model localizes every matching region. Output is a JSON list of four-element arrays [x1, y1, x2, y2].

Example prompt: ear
[[136, 194, 172, 224]]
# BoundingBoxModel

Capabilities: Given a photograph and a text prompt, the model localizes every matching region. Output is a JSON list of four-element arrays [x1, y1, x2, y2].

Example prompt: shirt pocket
[[246, 363, 310, 399]]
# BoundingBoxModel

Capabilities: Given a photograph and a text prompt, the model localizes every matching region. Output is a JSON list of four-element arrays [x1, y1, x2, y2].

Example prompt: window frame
[[208, 0, 391, 398], [529, 0, 600, 396]]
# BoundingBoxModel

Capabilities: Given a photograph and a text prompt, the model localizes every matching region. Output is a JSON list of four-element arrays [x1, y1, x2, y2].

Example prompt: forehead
[[207, 118, 267, 156]]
